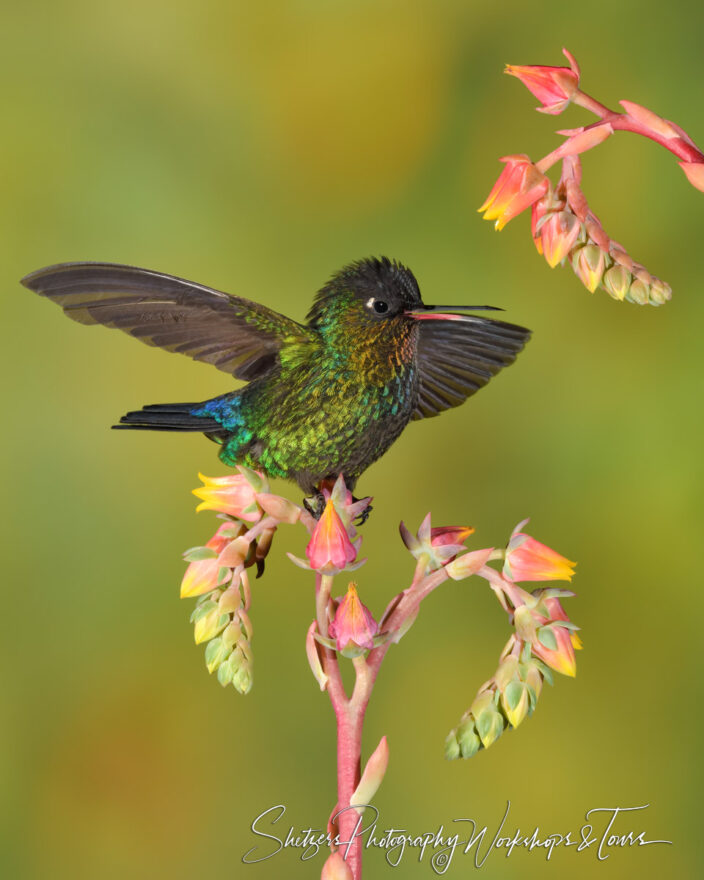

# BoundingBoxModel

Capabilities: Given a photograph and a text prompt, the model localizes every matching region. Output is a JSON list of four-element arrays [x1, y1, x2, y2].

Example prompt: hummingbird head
[[307, 256, 502, 336], [307, 256, 423, 332]]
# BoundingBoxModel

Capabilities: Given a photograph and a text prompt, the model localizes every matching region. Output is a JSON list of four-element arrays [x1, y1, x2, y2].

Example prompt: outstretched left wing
[[21, 261, 314, 381], [413, 315, 531, 420]]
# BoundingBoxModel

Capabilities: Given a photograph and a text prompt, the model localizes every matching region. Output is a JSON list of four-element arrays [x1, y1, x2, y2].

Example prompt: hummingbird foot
[[303, 492, 326, 520], [352, 496, 373, 526]]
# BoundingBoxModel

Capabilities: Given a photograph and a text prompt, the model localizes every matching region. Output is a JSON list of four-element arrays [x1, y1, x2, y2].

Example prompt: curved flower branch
[[179, 473, 581, 879], [479, 48, 704, 306]]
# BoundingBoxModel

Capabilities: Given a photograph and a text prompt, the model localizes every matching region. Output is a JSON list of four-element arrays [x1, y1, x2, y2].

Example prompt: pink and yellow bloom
[[531, 622, 577, 677], [181, 523, 239, 598], [192, 469, 265, 522], [504, 519, 576, 582], [478, 155, 550, 231], [305, 497, 359, 575], [400, 514, 474, 571], [329, 583, 379, 652], [540, 211, 582, 268], [505, 49, 580, 115]]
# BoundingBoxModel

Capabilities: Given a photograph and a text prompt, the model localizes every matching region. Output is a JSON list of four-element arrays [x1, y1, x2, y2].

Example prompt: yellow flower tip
[[571, 633, 584, 651]]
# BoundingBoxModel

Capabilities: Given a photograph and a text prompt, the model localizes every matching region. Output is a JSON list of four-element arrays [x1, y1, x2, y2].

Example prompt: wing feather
[[21, 261, 314, 381], [412, 315, 531, 419]]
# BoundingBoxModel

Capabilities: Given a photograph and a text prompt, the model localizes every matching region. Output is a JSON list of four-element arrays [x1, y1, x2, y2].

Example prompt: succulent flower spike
[[482, 48, 704, 305]]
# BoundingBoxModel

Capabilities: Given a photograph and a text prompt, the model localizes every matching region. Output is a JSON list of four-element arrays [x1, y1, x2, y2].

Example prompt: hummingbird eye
[[371, 299, 389, 314]]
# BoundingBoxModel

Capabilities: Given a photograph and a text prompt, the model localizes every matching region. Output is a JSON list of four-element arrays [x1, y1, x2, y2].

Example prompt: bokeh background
[[2, 1, 703, 877]]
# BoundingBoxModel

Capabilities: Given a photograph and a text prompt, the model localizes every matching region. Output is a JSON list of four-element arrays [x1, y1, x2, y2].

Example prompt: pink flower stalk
[[478, 155, 549, 230], [505, 49, 581, 115], [192, 469, 265, 522], [482, 48, 704, 306], [305, 497, 359, 575], [504, 519, 575, 582], [400, 514, 474, 571], [329, 583, 378, 652]]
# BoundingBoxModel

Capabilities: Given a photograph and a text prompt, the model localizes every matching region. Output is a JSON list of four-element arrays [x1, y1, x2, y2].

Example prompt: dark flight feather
[[413, 315, 531, 420], [20, 262, 313, 381]]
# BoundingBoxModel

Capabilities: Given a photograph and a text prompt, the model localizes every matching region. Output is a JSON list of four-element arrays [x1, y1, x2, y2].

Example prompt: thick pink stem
[[573, 90, 704, 163], [333, 702, 365, 877]]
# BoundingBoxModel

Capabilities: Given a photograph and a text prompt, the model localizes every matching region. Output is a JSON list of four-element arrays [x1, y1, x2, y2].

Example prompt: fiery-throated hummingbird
[[21, 257, 530, 507]]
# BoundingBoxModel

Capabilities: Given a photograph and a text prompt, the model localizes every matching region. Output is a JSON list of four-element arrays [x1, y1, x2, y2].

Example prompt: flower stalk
[[180, 474, 580, 879], [480, 48, 703, 305]]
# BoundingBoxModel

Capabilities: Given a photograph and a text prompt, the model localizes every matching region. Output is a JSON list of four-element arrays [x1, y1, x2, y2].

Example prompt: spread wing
[[413, 315, 531, 419], [21, 261, 314, 381]]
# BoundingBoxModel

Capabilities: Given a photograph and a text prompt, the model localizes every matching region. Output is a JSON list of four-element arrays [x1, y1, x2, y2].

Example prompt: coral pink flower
[[305, 497, 358, 575], [478, 155, 550, 230], [430, 525, 475, 547], [180, 523, 239, 598], [192, 469, 264, 522], [504, 519, 576, 582], [505, 49, 580, 115], [329, 583, 379, 652], [540, 211, 582, 267], [531, 623, 577, 677]]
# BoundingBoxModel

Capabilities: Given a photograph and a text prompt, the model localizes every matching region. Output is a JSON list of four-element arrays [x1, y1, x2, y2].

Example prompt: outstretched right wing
[[21, 261, 314, 381], [412, 315, 531, 419]]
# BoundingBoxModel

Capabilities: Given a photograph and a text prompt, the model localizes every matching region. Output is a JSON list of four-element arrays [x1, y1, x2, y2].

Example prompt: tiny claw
[[303, 492, 326, 520], [352, 496, 373, 526], [255, 558, 265, 579]]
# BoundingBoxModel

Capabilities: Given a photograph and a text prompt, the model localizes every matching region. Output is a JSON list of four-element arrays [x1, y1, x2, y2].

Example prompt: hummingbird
[[21, 257, 530, 514]]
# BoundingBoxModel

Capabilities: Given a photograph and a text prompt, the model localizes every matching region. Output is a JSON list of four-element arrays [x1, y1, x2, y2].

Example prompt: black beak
[[405, 303, 504, 320]]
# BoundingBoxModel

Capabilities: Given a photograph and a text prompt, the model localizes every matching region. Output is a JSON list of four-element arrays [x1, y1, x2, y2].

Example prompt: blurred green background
[[2, 0, 702, 877]]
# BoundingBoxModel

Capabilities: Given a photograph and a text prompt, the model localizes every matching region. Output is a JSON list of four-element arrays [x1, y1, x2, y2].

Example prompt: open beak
[[405, 304, 503, 321]]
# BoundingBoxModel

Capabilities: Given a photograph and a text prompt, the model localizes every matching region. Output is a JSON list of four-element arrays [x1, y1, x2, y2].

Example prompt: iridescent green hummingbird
[[21, 257, 530, 509]]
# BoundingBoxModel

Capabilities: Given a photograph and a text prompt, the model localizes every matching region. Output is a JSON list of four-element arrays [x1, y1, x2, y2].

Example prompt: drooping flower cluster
[[182, 467, 308, 694], [442, 519, 580, 759], [479, 48, 704, 305]]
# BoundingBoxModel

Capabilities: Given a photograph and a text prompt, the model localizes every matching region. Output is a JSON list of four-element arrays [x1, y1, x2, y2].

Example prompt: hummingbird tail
[[112, 403, 223, 433]]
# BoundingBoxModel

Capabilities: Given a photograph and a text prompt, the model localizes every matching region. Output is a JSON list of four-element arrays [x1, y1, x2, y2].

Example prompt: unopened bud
[[204, 636, 231, 674], [321, 852, 354, 880], [572, 243, 606, 293], [351, 736, 389, 812], [501, 680, 531, 728], [627, 279, 650, 305], [603, 265, 632, 301], [193, 600, 228, 644], [456, 719, 482, 758]]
